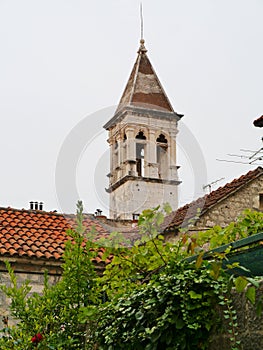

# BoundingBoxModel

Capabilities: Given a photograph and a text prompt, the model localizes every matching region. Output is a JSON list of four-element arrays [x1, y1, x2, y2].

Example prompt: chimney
[[30, 201, 34, 210], [34, 202, 39, 210], [39, 202, 43, 210], [95, 209, 103, 216]]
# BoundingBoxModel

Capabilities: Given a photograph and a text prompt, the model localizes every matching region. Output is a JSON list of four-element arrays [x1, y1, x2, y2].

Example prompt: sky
[[0, 0, 262, 215]]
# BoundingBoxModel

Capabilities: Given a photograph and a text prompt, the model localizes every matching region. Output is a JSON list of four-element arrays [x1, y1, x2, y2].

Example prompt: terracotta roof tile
[[0, 207, 111, 265], [164, 167, 263, 232]]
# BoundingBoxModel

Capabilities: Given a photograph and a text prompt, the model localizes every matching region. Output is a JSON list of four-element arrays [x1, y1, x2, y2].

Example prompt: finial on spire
[[138, 3, 147, 53], [140, 3, 143, 41]]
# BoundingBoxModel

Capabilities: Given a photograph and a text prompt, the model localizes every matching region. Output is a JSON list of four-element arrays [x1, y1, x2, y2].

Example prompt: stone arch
[[135, 130, 147, 140]]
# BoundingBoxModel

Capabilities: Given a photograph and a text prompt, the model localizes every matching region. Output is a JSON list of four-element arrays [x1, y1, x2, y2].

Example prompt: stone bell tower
[[104, 39, 183, 220]]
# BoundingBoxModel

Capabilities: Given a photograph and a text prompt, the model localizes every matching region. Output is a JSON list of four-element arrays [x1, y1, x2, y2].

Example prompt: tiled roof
[[253, 115, 263, 128], [0, 207, 112, 265], [163, 167, 263, 232], [116, 39, 174, 113]]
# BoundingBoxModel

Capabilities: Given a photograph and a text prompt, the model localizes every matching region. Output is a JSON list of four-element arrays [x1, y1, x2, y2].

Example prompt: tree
[[0, 201, 100, 349]]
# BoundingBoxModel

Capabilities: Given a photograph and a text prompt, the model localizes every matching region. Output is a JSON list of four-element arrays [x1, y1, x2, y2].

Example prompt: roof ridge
[[164, 166, 263, 231], [0, 206, 64, 217], [127, 51, 141, 106], [142, 51, 174, 113], [190, 166, 262, 209]]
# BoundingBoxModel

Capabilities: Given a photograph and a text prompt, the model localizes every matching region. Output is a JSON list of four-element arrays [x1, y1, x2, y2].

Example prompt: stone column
[[126, 127, 136, 161], [116, 135, 122, 180], [126, 127, 137, 176], [169, 131, 178, 180]]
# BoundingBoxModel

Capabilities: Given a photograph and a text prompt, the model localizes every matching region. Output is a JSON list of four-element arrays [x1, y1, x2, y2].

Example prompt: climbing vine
[[0, 204, 262, 349]]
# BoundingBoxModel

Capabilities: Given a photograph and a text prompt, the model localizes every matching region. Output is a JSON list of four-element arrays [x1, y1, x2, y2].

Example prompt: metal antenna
[[203, 178, 225, 193], [140, 2, 144, 40], [216, 137, 263, 166]]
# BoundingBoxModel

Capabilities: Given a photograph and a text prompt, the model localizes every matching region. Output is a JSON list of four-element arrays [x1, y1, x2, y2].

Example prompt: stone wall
[[209, 283, 263, 350], [110, 178, 178, 220], [193, 175, 263, 231], [0, 260, 61, 328]]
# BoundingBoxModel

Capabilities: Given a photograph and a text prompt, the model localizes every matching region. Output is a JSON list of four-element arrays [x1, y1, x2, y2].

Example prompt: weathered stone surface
[[193, 176, 263, 232], [0, 270, 60, 327], [209, 283, 263, 350]]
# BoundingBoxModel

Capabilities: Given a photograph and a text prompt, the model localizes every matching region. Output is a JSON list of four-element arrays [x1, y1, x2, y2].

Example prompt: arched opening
[[156, 134, 167, 143], [136, 131, 146, 140], [136, 131, 146, 177], [113, 140, 118, 170], [156, 134, 168, 179], [136, 144, 144, 176]]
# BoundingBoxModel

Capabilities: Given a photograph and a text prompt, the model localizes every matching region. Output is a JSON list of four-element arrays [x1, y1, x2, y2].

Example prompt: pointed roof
[[104, 39, 183, 130], [116, 39, 174, 113]]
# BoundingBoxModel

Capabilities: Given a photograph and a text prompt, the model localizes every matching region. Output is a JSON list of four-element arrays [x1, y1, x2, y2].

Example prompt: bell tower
[[104, 39, 183, 220]]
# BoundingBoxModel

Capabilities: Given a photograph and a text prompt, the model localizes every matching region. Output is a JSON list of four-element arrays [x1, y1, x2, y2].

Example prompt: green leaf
[[188, 290, 202, 299], [175, 318, 185, 329], [135, 310, 144, 320], [246, 277, 260, 288], [246, 286, 256, 304], [195, 252, 204, 269], [234, 276, 248, 293]]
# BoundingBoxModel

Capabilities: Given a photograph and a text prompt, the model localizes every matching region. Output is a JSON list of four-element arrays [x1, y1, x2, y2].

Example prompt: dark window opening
[[260, 194, 263, 210], [156, 134, 167, 143], [136, 131, 146, 140], [156, 134, 168, 179], [157, 145, 168, 179], [136, 144, 145, 176]]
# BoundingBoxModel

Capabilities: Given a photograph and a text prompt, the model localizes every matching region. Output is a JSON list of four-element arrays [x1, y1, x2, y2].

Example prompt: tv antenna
[[216, 137, 263, 166], [203, 177, 225, 193]]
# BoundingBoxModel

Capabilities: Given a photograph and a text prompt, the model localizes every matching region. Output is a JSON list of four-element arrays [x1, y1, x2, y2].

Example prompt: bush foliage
[[0, 204, 262, 349]]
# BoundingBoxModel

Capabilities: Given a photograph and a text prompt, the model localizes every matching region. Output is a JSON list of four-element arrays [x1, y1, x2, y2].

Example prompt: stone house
[[0, 205, 135, 327], [163, 166, 263, 235]]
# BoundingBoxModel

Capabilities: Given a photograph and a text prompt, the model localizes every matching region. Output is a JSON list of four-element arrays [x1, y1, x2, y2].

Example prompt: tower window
[[156, 134, 167, 143], [156, 134, 168, 179], [136, 131, 146, 140], [136, 143, 145, 176], [260, 194, 263, 210]]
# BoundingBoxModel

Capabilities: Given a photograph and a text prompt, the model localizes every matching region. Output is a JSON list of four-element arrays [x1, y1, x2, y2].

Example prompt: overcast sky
[[0, 0, 262, 215]]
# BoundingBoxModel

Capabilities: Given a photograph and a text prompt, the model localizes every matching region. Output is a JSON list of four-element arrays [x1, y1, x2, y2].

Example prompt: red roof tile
[[0, 207, 112, 264], [163, 167, 263, 232]]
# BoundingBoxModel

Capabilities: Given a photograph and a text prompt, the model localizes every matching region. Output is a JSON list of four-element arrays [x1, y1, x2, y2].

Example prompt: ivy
[[95, 261, 228, 349], [0, 204, 262, 349]]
